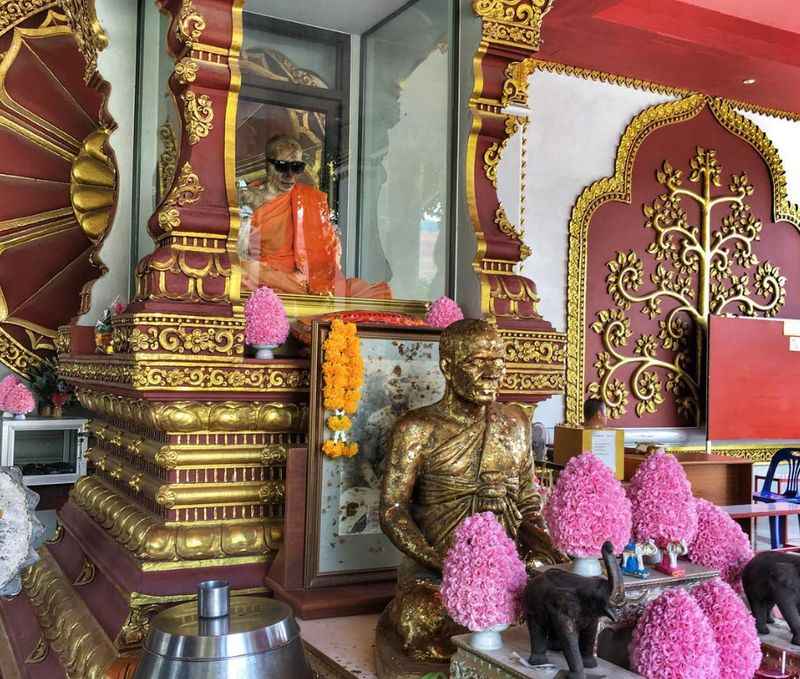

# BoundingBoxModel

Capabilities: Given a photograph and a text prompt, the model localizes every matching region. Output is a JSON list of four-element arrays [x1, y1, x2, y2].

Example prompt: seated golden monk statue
[[378, 319, 562, 664], [239, 134, 392, 298]]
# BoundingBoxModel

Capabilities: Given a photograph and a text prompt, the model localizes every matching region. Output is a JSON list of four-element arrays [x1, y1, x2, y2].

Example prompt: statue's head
[[264, 134, 305, 195], [439, 319, 505, 405]]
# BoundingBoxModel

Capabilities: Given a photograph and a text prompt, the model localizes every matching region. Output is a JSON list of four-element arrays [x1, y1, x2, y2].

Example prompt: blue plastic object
[[752, 448, 800, 549]]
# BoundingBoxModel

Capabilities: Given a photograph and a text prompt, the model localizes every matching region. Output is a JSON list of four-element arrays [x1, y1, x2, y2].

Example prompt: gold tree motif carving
[[589, 147, 787, 420]]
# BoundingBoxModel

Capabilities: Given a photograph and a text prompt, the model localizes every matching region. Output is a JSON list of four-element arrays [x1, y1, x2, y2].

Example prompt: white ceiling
[[245, 0, 413, 34]]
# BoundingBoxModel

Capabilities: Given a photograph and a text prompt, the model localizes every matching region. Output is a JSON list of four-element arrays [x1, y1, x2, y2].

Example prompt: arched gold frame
[[564, 95, 800, 424]]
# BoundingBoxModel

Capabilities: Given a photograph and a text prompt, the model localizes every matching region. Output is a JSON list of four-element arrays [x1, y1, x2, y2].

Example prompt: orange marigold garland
[[321, 320, 363, 458]]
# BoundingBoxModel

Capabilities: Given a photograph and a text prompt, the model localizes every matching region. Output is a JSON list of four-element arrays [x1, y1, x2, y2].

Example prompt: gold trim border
[[531, 59, 800, 123], [564, 95, 800, 424]]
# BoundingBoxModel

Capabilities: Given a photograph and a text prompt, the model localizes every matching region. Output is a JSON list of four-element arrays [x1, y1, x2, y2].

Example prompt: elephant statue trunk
[[523, 541, 625, 679], [603, 540, 625, 622]]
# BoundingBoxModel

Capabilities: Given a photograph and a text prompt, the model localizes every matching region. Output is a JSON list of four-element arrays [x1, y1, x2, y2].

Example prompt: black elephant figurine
[[743, 551, 800, 644], [522, 541, 625, 679]]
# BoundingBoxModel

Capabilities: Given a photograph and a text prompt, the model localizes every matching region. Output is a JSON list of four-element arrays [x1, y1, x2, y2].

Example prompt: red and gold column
[[468, 0, 566, 409], [0, 1, 306, 677]]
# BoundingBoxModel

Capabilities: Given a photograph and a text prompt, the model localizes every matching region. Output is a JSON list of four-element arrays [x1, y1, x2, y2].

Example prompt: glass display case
[[0, 416, 88, 486]]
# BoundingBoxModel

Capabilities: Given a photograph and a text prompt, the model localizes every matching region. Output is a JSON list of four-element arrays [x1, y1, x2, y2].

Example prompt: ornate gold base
[[22, 548, 119, 679], [374, 609, 450, 679]]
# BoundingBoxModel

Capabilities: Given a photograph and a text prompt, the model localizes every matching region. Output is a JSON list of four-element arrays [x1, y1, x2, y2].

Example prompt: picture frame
[[304, 321, 445, 589]]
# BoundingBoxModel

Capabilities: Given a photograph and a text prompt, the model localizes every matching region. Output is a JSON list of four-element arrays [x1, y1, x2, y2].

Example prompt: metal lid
[[145, 597, 299, 661]]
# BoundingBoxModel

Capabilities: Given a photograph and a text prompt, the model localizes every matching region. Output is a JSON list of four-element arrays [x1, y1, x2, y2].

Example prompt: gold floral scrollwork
[[116, 602, 162, 650], [55, 326, 71, 355], [261, 444, 287, 466], [505, 338, 566, 364], [24, 635, 48, 664], [154, 448, 179, 469], [473, 0, 556, 50], [158, 162, 203, 232], [0, 0, 57, 37], [182, 92, 213, 145], [176, 0, 206, 47], [589, 146, 787, 421], [258, 480, 285, 505], [158, 327, 237, 354], [495, 206, 530, 259], [59, 0, 109, 81], [502, 58, 535, 106], [174, 57, 198, 84], [158, 120, 178, 201], [73, 557, 96, 586], [156, 487, 177, 509], [483, 141, 503, 188]]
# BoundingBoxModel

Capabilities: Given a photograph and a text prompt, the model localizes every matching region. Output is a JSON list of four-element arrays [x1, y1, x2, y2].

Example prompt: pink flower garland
[[631, 588, 720, 679], [692, 579, 762, 679], [425, 296, 464, 328], [3, 382, 35, 415], [0, 375, 20, 410], [244, 286, 289, 346], [543, 452, 632, 557], [627, 450, 697, 548], [688, 499, 753, 586], [441, 512, 527, 631]]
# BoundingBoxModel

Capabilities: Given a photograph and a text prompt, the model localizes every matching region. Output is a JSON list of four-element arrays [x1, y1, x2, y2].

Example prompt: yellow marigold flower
[[327, 415, 352, 432]]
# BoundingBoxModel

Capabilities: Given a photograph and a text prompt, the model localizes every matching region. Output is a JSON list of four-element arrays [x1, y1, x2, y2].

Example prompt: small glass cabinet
[[1, 416, 88, 486]]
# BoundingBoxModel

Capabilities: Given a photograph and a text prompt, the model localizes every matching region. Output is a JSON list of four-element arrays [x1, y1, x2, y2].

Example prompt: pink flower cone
[[441, 512, 527, 631], [4, 382, 35, 415], [425, 296, 464, 328], [543, 452, 631, 557], [688, 499, 753, 587], [692, 579, 761, 679], [631, 588, 719, 679], [627, 450, 697, 548], [0, 375, 20, 410], [245, 286, 289, 346]]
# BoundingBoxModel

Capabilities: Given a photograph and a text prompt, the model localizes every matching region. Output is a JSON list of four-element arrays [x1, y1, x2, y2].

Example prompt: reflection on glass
[[235, 4, 454, 302], [358, 0, 452, 301]]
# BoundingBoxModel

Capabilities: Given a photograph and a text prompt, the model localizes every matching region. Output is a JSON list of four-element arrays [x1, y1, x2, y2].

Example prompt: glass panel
[[235, 2, 454, 304], [358, 0, 452, 301], [14, 429, 77, 477], [242, 27, 338, 89], [236, 15, 358, 297]]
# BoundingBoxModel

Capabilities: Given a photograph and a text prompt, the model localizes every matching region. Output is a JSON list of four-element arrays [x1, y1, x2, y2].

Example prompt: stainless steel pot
[[134, 581, 312, 679]]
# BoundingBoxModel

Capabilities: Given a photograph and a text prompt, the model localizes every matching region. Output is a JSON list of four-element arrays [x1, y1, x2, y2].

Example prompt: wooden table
[[625, 452, 752, 506], [722, 502, 800, 550]]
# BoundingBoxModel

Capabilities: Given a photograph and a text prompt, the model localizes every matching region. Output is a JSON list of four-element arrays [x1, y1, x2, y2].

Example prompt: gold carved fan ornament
[[565, 95, 800, 425], [0, 6, 116, 379]]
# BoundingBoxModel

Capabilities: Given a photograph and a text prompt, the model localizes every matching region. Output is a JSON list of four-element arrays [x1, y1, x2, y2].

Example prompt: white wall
[[497, 71, 674, 428], [738, 109, 800, 207], [79, 0, 138, 325]]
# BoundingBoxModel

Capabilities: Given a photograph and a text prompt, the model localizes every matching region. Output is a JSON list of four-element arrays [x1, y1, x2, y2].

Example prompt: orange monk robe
[[249, 183, 392, 299]]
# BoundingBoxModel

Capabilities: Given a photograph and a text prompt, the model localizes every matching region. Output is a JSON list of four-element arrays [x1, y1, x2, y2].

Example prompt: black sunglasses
[[267, 158, 306, 174]]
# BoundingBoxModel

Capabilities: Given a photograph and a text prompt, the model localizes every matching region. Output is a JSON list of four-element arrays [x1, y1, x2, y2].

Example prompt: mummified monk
[[378, 319, 563, 662], [239, 134, 391, 298]]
